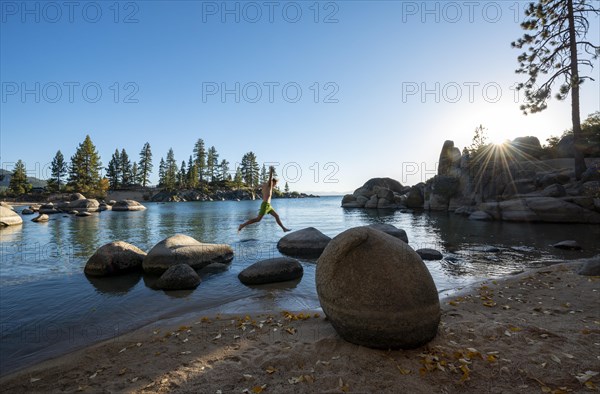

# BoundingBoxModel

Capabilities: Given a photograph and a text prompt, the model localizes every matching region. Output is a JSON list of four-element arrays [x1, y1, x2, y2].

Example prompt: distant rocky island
[[342, 136, 600, 224]]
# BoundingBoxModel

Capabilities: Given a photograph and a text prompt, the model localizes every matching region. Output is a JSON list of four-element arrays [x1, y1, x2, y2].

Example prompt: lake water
[[1, 196, 599, 376]]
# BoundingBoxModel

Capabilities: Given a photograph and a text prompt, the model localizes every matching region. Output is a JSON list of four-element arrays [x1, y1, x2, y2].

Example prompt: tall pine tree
[[106, 149, 122, 190], [138, 142, 153, 187], [193, 139, 207, 183], [68, 135, 102, 194], [9, 160, 32, 196], [47, 150, 67, 193]]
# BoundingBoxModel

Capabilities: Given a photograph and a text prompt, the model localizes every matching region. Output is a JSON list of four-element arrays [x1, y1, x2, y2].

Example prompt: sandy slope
[[1, 262, 598, 394]]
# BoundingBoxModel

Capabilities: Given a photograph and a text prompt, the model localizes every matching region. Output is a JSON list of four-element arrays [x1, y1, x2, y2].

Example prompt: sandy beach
[[1, 261, 598, 394]]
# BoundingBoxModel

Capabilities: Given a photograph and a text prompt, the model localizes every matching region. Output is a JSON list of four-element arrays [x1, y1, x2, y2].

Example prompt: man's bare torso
[[262, 182, 272, 203]]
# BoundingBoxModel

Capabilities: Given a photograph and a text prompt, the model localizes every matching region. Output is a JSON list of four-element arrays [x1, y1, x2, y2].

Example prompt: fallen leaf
[[180, 351, 191, 355], [562, 353, 574, 359], [119, 347, 127, 353], [288, 376, 303, 384], [213, 333, 222, 340], [550, 354, 561, 364], [251, 385, 266, 393], [304, 375, 315, 383], [265, 366, 277, 374], [136, 342, 142, 347], [243, 374, 254, 380], [575, 370, 598, 384], [118, 368, 127, 376], [285, 327, 296, 335], [89, 372, 98, 379], [30, 378, 41, 383], [131, 377, 139, 383], [397, 366, 412, 375], [585, 381, 598, 390]]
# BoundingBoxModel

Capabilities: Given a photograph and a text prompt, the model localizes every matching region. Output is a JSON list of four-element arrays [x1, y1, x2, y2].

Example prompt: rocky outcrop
[[112, 200, 146, 211], [85, 241, 147, 276], [476, 197, 600, 223], [438, 140, 461, 177], [509, 136, 543, 159], [0, 206, 23, 226], [155, 264, 201, 290], [341, 178, 408, 209], [316, 226, 440, 349], [143, 234, 234, 274], [277, 227, 331, 259], [238, 257, 303, 285]]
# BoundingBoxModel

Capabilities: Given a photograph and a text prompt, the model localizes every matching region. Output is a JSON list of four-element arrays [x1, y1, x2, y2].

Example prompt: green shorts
[[258, 201, 274, 216]]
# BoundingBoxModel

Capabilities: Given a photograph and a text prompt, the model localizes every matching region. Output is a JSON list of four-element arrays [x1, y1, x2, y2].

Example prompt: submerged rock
[[238, 257, 303, 285], [366, 223, 408, 243], [416, 248, 443, 260], [143, 234, 234, 274], [21, 209, 34, 215], [85, 241, 147, 276], [155, 264, 201, 290], [316, 226, 440, 349], [552, 240, 582, 250], [276, 227, 331, 258], [469, 211, 492, 221]]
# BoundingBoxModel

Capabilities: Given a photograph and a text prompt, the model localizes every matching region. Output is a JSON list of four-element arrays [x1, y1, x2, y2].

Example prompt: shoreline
[[1, 260, 598, 393]]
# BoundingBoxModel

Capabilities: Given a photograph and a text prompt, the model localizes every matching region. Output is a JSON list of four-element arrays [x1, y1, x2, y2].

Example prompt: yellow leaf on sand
[[483, 301, 497, 307], [252, 385, 266, 393], [265, 366, 277, 374], [285, 327, 296, 335], [487, 354, 498, 362], [585, 381, 597, 390], [509, 326, 522, 332], [397, 366, 412, 375]]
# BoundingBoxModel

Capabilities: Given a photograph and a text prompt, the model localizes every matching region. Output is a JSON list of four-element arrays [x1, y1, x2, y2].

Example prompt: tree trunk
[[567, 0, 587, 179]]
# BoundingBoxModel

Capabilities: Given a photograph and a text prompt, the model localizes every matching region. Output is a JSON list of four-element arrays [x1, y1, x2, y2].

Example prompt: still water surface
[[1, 197, 598, 375]]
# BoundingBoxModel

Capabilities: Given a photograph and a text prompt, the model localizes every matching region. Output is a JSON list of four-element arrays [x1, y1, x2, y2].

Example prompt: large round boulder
[[143, 234, 234, 274], [84, 241, 147, 276], [0, 206, 23, 226], [316, 227, 440, 349], [155, 264, 201, 290], [366, 223, 408, 243], [276, 227, 331, 258], [238, 257, 303, 285], [112, 200, 146, 211]]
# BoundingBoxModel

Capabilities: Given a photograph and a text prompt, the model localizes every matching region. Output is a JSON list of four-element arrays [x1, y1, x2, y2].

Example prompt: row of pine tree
[[6, 135, 289, 197]]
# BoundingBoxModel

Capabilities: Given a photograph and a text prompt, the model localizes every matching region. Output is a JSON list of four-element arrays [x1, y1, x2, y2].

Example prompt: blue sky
[[1, 1, 599, 193]]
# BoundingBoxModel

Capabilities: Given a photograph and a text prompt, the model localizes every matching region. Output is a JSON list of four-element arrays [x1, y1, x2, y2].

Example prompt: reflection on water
[[85, 272, 142, 296], [1, 197, 599, 376]]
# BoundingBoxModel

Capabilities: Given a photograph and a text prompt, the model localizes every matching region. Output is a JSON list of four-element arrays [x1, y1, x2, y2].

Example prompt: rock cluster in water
[[342, 138, 600, 224]]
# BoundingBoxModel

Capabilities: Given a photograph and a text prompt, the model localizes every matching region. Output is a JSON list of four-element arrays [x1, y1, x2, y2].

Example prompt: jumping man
[[238, 166, 291, 232]]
